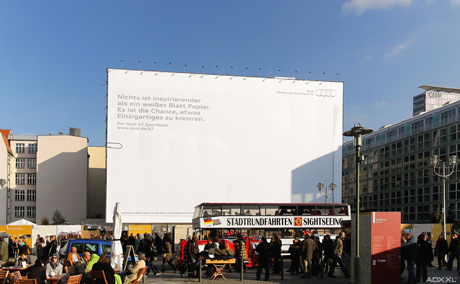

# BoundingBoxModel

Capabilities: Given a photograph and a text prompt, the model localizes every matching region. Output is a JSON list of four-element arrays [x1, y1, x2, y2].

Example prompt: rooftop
[[419, 85, 460, 93]]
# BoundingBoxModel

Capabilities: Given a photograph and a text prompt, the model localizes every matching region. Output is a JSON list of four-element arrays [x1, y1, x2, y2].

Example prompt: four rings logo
[[316, 89, 336, 97]]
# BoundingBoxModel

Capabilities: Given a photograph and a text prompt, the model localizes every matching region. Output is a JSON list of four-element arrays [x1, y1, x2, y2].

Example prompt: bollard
[[280, 256, 284, 280], [198, 257, 202, 282], [240, 257, 243, 281]]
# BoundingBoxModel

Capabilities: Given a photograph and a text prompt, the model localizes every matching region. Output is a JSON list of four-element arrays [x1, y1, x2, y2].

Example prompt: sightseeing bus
[[184, 202, 351, 267]]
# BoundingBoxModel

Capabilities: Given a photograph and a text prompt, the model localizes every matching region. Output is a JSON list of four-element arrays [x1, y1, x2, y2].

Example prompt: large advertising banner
[[106, 69, 343, 223]]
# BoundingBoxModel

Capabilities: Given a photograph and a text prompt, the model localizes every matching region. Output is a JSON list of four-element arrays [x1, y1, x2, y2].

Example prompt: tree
[[41, 216, 50, 225], [52, 209, 68, 225], [430, 208, 442, 223]]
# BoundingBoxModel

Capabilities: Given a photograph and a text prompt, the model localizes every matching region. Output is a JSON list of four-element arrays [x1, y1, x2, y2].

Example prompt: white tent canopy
[[8, 219, 36, 226]]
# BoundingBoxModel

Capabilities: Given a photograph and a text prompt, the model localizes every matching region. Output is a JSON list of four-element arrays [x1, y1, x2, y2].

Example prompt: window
[[85, 243, 99, 255], [15, 190, 25, 201], [71, 243, 84, 254], [16, 158, 25, 168], [26, 206, 36, 218], [28, 143, 37, 154], [411, 120, 424, 135], [15, 173, 25, 185], [27, 173, 36, 185], [441, 109, 456, 126], [102, 244, 112, 254], [27, 158, 36, 169], [16, 143, 25, 154], [27, 190, 36, 201], [15, 206, 25, 217]]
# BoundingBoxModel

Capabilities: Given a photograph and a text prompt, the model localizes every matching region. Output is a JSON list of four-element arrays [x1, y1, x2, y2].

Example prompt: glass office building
[[343, 86, 460, 223]]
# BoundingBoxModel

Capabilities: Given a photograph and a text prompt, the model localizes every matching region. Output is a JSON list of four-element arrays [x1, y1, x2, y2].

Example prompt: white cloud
[[349, 106, 360, 111], [373, 101, 389, 108], [451, 0, 460, 6], [342, 0, 413, 15], [383, 38, 415, 58]]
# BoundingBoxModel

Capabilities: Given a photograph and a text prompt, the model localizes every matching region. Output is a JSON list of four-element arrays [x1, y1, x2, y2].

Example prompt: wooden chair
[[65, 266, 77, 277], [0, 270, 9, 284], [66, 275, 82, 284], [90, 271, 108, 284], [128, 267, 148, 284], [9, 271, 23, 284], [18, 279, 37, 284], [64, 260, 72, 267]]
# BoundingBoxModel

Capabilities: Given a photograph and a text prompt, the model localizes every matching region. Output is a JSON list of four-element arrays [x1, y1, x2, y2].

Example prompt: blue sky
[[1, 0, 459, 146]]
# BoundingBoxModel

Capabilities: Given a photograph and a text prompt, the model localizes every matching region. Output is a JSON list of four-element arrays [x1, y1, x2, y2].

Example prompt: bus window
[[317, 206, 332, 215], [193, 206, 201, 219], [241, 205, 259, 216], [261, 206, 278, 216], [222, 205, 241, 216], [279, 206, 296, 215], [202, 205, 222, 216], [337, 206, 347, 215]]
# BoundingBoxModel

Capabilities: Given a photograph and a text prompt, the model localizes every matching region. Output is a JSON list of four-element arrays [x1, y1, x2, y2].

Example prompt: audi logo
[[316, 89, 337, 97]]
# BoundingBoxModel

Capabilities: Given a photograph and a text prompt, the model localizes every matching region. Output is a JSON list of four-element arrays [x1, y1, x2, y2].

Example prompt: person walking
[[416, 234, 431, 283], [402, 233, 418, 284], [328, 232, 350, 279], [256, 237, 272, 281], [161, 241, 177, 273], [435, 234, 448, 269], [271, 235, 282, 274], [447, 233, 459, 270], [288, 238, 301, 275], [322, 234, 334, 274], [426, 233, 435, 267], [300, 233, 316, 278]]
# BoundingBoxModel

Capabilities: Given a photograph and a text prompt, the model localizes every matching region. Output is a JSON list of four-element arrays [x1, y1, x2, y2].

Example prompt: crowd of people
[[401, 232, 460, 284], [0, 232, 177, 284], [287, 231, 351, 280]]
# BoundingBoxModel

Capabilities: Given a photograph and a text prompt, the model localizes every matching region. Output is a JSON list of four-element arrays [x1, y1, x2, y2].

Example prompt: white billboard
[[106, 69, 343, 223]]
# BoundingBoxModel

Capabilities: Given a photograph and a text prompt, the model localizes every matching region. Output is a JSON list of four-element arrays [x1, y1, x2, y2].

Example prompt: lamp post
[[343, 122, 373, 284], [430, 155, 458, 239], [317, 182, 336, 203]]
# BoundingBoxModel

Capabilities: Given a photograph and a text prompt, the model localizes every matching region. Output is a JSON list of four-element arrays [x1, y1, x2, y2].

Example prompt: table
[[206, 259, 236, 280], [1, 267, 28, 272], [47, 274, 66, 284]]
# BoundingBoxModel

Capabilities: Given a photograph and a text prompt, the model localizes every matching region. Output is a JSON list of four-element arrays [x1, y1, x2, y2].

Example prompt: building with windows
[[9, 134, 38, 222], [343, 86, 460, 223], [0, 130, 14, 224], [1, 129, 90, 224], [413, 85, 460, 116]]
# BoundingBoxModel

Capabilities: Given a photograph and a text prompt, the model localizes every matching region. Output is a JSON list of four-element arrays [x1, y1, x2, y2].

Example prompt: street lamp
[[430, 155, 458, 240], [0, 179, 6, 188], [343, 122, 373, 284], [317, 182, 336, 203]]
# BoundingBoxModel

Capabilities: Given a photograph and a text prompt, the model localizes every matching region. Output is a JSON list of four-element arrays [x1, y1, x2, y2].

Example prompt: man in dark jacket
[[256, 237, 272, 281], [416, 234, 431, 283], [402, 233, 418, 284], [447, 233, 459, 270], [435, 234, 448, 269], [25, 259, 46, 284]]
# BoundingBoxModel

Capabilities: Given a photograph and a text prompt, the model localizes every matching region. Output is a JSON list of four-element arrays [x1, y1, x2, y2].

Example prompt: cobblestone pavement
[[143, 259, 350, 284], [142, 258, 460, 284]]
